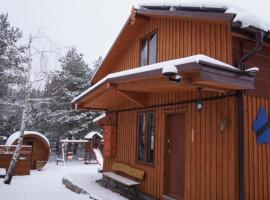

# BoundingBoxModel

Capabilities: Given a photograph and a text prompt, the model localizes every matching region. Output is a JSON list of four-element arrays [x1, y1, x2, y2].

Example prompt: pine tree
[[36, 48, 101, 140], [0, 13, 27, 135]]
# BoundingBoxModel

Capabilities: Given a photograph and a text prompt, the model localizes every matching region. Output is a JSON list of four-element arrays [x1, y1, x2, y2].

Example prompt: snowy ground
[[0, 158, 126, 200], [65, 173, 127, 200]]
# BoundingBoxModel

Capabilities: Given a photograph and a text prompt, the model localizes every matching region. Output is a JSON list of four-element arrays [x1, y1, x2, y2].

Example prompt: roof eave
[[73, 61, 253, 106], [136, 8, 235, 22]]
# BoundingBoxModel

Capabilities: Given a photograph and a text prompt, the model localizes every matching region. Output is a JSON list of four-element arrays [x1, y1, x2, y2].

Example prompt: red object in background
[[67, 152, 73, 160]]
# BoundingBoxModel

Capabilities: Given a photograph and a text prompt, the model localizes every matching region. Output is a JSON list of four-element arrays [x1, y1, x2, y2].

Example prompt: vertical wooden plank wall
[[232, 35, 270, 199], [102, 17, 236, 199], [232, 36, 270, 97], [243, 95, 270, 200], [108, 17, 232, 74], [103, 92, 239, 199]]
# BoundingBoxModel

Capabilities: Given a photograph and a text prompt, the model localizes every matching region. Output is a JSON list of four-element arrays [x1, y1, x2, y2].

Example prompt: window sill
[[135, 160, 155, 167]]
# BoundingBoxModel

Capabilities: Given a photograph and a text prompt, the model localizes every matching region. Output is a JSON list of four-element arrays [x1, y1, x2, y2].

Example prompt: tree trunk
[[4, 109, 27, 184]]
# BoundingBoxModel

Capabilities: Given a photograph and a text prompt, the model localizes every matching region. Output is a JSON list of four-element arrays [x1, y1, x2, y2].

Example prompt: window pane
[[146, 112, 155, 163], [149, 33, 157, 65], [137, 113, 145, 161], [140, 38, 148, 66]]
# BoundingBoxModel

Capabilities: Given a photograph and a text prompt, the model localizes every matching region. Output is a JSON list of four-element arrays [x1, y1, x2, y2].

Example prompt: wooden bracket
[[117, 90, 147, 107]]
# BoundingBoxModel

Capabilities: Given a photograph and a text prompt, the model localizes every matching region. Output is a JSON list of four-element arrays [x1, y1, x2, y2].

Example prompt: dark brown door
[[24, 140, 34, 169], [165, 113, 185, 200]]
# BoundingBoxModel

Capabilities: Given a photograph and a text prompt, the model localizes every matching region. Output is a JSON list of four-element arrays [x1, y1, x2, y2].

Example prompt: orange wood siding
[[232, 35, 270, 199], [243, 95, 270, 200], [103, 126, 116, 157], [232, 36, 270, 98], [103, 91, 239, 199], [99, 17, 236, 199], [100, 17, 232, 78]]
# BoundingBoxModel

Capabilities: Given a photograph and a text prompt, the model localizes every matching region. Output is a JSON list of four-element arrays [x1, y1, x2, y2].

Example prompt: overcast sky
[[1, 0, 270, 73]]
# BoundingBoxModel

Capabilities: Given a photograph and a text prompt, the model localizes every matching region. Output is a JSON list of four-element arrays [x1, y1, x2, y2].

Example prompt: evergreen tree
[[34, 48, 101, 140], [0, 13, 27, 135]]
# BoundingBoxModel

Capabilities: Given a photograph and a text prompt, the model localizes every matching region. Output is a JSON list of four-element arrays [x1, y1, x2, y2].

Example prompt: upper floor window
[[140, 32, 157, 66], [137, 111, 155, 164]]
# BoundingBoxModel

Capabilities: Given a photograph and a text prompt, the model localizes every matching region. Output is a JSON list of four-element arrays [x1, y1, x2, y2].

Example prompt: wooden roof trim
[[136, 8, 235, 22], [91, 9, 149, 84], [90, 14, 133, 84]]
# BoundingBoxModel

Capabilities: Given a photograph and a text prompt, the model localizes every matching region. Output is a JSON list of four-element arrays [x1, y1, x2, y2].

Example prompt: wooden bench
[[103, 162, 144, 198]]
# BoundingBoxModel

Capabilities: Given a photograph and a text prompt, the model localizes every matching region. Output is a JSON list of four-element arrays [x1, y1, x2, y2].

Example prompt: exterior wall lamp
[[195, 88, 203, 112]]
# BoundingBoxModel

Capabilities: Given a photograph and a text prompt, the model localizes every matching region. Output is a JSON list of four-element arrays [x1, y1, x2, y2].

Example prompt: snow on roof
[[93, 114, 106, 123], [137, 1, 270, 32], [60, 139, 89, 143], [6, 131, 50, 147], [84, 131, 103, 139], [245, 67, 259, 73], [0, 136, 7, 140], [72, 54, 238, 103]]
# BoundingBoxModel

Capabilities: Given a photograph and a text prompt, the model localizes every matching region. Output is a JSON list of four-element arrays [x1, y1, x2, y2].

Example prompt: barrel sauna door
[[165, 113, 185, 200], [24, 140, 34, 169]]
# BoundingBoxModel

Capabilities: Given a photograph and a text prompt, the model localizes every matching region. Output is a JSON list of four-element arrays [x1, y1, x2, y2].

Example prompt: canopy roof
[[60, 139, 89, 143], [72, 54, 255, 111]]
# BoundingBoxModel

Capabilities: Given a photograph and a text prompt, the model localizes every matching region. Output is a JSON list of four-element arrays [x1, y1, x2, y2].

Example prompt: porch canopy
[[72, 54, 255, 110]]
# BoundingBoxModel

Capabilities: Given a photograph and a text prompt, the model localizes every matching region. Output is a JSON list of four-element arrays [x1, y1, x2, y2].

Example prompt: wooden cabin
[[6, 131, 50, 169], [72, 3, 270, 200]]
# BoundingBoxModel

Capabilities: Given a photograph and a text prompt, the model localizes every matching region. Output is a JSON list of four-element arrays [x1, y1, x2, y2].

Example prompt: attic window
[[140, 31, 157, 66]]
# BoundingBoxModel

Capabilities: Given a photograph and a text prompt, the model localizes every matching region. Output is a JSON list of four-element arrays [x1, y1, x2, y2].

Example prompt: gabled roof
[[90, 2, 270, 85]]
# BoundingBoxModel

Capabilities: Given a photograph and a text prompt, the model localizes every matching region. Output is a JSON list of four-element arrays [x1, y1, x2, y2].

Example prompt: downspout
[[238, 31, 265, 69], [237, 30, 265, 200]]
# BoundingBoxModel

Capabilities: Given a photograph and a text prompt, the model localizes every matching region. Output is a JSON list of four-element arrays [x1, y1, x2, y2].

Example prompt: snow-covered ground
[[0, 159, 126, 200], [65, 173, 126, 200]]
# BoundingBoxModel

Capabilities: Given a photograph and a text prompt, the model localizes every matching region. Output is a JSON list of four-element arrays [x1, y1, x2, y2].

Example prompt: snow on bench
[[0, 168, 6, 176], [103, 172, 140, 186]]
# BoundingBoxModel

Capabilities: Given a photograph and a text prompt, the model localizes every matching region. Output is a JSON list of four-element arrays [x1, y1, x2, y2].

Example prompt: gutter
[[237, 29, 265, 200]]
